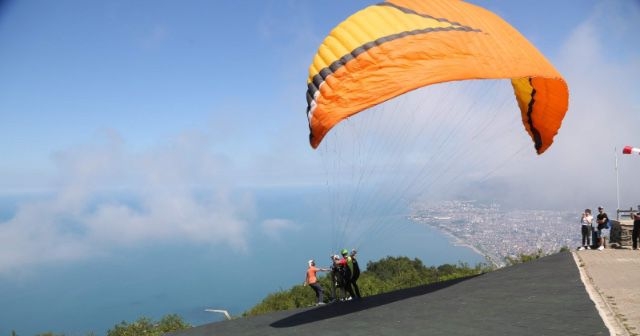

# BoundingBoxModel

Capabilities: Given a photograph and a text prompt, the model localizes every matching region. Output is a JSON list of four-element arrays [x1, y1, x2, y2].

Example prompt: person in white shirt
[[578, 209, 593, 250]]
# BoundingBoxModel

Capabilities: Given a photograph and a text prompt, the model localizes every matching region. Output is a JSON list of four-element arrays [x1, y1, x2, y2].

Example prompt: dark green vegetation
[[14, 314, 191, 336], [244, 256, 493, 317], [505, 247, 569, 266], [106, 314, 191, 336], [244, 248, 568, 317]]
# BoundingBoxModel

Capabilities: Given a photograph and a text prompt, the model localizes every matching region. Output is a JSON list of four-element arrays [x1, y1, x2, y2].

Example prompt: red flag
[[622, 146, 640, 155]]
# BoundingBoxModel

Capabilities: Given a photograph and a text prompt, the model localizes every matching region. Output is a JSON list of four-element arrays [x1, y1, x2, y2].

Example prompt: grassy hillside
[[244, 256, 493, 317], [21, 250, 562, 335]]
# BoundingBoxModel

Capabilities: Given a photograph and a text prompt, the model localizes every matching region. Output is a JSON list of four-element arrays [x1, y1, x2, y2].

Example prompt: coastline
[[413, 220, 498, 267]]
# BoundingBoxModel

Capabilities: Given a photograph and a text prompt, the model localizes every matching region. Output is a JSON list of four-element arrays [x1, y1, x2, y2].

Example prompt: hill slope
[[168, 252, 607, 336]]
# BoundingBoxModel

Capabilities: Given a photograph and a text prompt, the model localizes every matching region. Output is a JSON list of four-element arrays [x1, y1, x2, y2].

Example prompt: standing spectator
[[632, 206, 640, 250], [578, 209, 593, 250], [595, 206, 609, 250], [304, 259, 329, 306]]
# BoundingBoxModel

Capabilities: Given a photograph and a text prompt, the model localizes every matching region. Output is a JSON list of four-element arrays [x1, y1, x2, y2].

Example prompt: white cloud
[[140, 24, 169, 49], [509, 0, 640, 209], [1, 0, 638, 278], [0, 129, 254, 277], [261, 218, 300, 241], [286, 0, 640, 212], [456, 1, 640, 210]]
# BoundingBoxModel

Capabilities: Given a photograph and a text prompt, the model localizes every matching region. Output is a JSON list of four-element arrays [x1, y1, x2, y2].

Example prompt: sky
[[1, 0, 640, 279]]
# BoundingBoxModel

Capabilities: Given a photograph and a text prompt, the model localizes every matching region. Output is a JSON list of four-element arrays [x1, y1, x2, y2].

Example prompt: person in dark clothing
[[632, 207, 640, 250], [329, 255, 341, 301], [350, 249, 362, 298], [595, 206, 609, 250]]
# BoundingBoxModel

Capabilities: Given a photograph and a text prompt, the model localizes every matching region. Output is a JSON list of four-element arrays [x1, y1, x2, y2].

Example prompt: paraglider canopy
[[306, 0, 569, 155]]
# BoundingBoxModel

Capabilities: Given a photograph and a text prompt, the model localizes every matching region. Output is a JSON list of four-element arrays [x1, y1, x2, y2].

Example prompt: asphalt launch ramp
[[168, 252, 607, 336]]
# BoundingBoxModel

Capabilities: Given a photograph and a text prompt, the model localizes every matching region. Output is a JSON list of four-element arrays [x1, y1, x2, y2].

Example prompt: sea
[[0, 188, 485, 336]]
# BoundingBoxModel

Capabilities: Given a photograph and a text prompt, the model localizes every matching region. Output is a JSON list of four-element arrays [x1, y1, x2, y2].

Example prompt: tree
[[107, 314, 190, 336], [156, 314, 191, 333], [504, 249, 546, 266]]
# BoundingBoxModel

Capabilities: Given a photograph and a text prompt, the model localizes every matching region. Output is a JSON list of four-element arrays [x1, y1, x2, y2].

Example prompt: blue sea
[[0, 189, 485, 336]]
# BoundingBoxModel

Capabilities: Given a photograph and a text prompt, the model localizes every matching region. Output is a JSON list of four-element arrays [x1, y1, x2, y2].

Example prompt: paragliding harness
[[334, 262, 350, 287]]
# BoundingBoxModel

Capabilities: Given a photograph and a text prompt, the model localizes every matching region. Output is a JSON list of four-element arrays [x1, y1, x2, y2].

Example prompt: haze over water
[[0, 189, 485, 336], [1, 1, 638, 335]]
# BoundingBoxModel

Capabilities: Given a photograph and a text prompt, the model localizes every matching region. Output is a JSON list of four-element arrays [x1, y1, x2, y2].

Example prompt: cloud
[[278, 0, 640, 213], [1, 0, 637, 278], [450, 0, 640, 209], [0, 129, 254, 277], [140, 25, 169, 49], [261, 218, 300, 241], [507, 0, 640, 209]]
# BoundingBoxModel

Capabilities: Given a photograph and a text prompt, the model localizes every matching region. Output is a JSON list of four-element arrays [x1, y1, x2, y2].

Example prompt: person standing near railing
[[578, 209, 593, 250], [631, 206, 640, 250], [595, 206, 609, 250]]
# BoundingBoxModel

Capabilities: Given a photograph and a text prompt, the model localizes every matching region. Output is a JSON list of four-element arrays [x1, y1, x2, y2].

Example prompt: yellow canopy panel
[[306, 0, 568, 154]]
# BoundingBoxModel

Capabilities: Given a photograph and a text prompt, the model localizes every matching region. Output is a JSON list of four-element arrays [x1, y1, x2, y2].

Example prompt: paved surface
[[574, 248, 640, 336], [168, 252, 611, 336]]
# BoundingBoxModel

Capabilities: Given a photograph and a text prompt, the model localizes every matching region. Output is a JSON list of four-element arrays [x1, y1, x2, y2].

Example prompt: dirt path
[[573, 249, 640, 336]]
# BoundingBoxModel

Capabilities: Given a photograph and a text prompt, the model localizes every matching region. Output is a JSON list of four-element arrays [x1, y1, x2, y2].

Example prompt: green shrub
[[244, 255, 494, 317], [106, 314, 190, 336]]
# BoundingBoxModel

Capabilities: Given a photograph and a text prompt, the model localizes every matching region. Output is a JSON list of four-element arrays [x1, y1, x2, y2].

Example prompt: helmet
[[341, 249, 348, 255], [308, 259, 314, 266]]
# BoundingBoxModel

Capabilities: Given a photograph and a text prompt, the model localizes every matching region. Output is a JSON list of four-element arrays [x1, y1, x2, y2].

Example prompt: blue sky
[[1, 0, 639, 277]]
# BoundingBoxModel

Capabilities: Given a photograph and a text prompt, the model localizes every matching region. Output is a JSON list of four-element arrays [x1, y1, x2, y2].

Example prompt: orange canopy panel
[[306, 0, 568, 154]]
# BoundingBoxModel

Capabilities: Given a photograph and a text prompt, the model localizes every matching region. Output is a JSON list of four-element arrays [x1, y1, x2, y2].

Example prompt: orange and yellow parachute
[[306, 0, 569, 154]]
